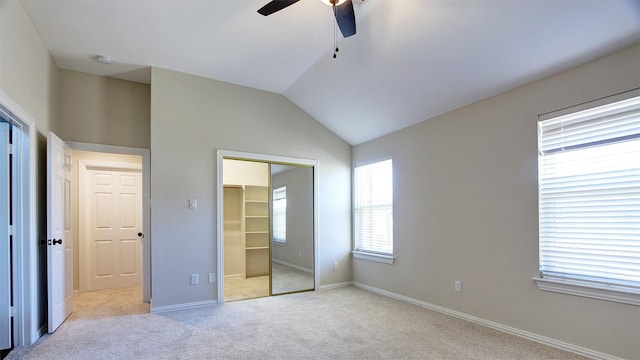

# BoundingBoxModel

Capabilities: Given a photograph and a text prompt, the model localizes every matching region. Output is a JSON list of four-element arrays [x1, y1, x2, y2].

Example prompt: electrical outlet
[[333, 261, 339, 271], [191, 274, 198, 285], [455, 280, 462, 292], [209, 273, 215, 283]]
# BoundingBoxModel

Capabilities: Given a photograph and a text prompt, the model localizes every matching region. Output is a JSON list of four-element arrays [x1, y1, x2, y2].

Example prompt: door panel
[[87, 169, 142, 291], [1, 122, 11, 349], [270, 164, 315, 295], [47, 131, 73, 333]]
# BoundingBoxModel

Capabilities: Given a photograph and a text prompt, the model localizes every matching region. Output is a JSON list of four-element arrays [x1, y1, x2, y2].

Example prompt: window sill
[[532, 277, 640, 306], [352, 250, 395, 264]]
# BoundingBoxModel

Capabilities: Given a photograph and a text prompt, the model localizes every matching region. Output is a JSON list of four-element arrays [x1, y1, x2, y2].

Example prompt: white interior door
[[86, 168, 142, 291], [47, 131, 73, 333], [0, 122, 11, 349]]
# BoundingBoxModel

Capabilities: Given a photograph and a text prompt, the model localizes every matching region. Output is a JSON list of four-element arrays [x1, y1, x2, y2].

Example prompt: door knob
[[137, 232, 144, 238], [52, 239, 62, 245]]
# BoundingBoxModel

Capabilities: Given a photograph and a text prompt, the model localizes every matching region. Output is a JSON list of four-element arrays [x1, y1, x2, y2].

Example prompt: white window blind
[[273, 186, 286, 243], [538, 96, 640, 291], [355, 159, 393, 254]]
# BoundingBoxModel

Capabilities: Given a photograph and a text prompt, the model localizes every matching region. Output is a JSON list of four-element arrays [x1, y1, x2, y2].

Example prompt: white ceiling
[[20, 0, 640, 145]]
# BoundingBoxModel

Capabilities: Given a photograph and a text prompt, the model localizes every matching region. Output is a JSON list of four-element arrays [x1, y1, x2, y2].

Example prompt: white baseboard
[[224, 274, 243, 279], [352, 282, 622, 360], [150, 299, 217, 313], [319, 281, 353, 291], [272, 259, 313, 274]]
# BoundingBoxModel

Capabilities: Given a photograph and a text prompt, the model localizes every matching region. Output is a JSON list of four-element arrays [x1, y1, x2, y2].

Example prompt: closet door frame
[[216, 150, 318, 304]]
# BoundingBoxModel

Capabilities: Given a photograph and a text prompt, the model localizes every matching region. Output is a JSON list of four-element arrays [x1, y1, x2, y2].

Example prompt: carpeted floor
[[7, 286, 586, 360]]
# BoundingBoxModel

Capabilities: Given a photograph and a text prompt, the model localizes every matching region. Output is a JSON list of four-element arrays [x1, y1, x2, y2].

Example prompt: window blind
[[355, 159, 393, 254], [273, 186, 286, 243], [538, 96, 640, 290]]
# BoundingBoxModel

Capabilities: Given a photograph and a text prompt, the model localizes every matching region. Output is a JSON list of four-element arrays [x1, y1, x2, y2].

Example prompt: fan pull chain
[[333, 4, 339, 59]]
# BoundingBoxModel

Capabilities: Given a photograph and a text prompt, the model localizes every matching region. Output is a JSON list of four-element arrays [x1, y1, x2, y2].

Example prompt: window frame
[[352, 158, 395, 264], [533, 89, 640, 306]]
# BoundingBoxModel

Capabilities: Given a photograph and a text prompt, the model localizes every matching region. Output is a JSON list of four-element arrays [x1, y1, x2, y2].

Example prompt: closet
[[222, 157, 315, 302]]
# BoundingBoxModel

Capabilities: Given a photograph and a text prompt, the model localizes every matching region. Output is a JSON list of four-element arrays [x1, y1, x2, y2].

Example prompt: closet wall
[[223, 159, 269, 278]]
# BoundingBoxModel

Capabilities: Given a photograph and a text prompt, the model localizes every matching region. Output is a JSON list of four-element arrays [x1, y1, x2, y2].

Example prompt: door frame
[[68, 142, 151, 303], [1, 122, 12, 349], [216, 149, 319, 304], [0, 89, 38, 346], [78, 160, 143, 293]]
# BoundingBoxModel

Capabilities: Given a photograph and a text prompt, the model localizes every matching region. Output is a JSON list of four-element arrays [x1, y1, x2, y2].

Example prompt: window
[[535, 94, 640, 305], [354, 159, 394, 263], [272, 186, 286, 243]]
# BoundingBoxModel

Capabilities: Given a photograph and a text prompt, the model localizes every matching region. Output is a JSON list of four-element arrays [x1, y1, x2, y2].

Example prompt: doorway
[[0, 120, 12, 353], [217, 150, 318, 304], [67, 143, 151, 305], [0, 93, 37, 349]]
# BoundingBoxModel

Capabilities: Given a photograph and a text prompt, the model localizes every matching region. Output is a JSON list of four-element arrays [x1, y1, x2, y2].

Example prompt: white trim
[[150, 299, 217, 313], [78, 160, 143, 293], [353, 282, 623, 360], [67, 142, 151, 304], [532, 277, 640, 306], [352, 250, 395, 264], [272, 258, 313, 274], [216, 152, 225, 304], [319, 281, 353, 291], [216, 149, 319, 304], [0, 89, 38, 346]]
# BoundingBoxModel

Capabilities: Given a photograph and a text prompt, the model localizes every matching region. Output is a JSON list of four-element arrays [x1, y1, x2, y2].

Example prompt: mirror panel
[[270, 164, 314, 295]]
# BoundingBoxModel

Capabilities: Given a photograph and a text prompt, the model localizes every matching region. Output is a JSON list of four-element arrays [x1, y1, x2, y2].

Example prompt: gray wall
[[150, 67, 352, 308], [0, 0, 59, 135], [59, 69, 150, 149], [352, 43, 640, 359], [272, 166, 314, 271]]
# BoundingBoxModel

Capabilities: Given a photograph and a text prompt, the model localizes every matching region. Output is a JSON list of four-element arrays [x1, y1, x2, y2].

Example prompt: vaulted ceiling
[[20, 0, 640, 145]]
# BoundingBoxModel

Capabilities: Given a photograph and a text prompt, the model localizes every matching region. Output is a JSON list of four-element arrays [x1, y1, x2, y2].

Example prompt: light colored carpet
[[7, 286, 586, 360]]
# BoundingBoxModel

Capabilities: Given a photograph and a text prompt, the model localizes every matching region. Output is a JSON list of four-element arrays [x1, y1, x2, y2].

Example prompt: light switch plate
[[189, 199, 197, 209]]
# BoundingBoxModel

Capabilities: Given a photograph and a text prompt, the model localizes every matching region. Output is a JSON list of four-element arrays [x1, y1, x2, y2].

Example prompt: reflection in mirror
[[270, 164, 314, 295]]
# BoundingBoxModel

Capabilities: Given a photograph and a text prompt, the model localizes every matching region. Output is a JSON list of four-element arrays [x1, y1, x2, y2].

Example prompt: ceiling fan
[[258, 0, 357, 38]]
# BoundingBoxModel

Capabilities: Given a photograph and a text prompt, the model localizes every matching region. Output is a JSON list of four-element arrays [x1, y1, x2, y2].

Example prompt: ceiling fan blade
[[257, 0, 301, 16], [334, 0, 356, 38]]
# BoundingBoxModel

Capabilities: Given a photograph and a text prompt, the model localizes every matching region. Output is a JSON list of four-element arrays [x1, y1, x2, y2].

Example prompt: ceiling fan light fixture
[[321, 0, 347, 6]]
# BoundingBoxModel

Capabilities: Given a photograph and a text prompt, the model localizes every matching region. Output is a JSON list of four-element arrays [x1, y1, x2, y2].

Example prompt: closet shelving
[[244, 185, 270, 277]]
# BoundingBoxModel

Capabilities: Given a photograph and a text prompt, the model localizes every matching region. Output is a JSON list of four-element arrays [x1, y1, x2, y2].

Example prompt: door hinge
[[8, 144, 13, 155], [8, 225, 13, 236], [9, 306, 15, 317]]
